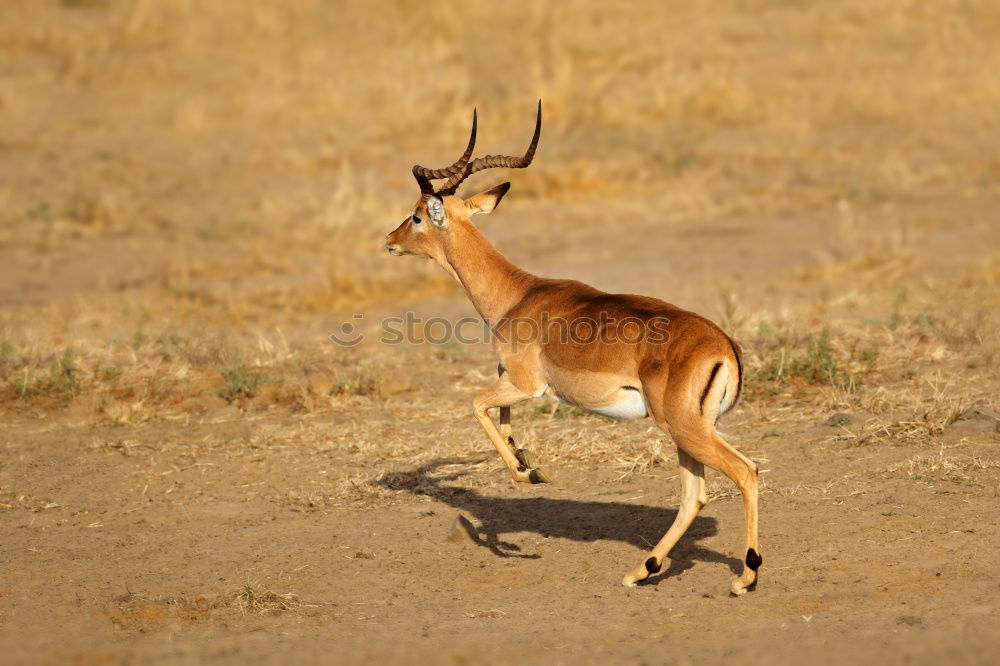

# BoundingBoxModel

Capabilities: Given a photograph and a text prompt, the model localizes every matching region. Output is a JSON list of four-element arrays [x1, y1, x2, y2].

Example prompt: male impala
[[384, 103, 761, 594]]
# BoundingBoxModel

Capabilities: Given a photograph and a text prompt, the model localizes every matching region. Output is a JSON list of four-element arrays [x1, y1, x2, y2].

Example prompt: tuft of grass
[[0, 340, 21, 368], [10, 350, 81, 401], [98, 366, 123, 382], [101, 400, 154, 426], [220, 364, 283, 402], [754, 330, 844, 385], [856, 347, 879, 365], [331, 364, 380, 397], [235, 582, 300, 616], [106, 581, 315, 632], [825, 413, 853, 428], [434, 340, 470, 363], [530, 403, 588, 419], [841, 391, 977, 448], [59, 0, 109, 8], [130, 331, 147, 351], [883, 447, 1000, 485]]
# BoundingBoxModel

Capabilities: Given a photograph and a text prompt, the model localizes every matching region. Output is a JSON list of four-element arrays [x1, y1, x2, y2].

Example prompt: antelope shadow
[[373, 456, 741, 584]]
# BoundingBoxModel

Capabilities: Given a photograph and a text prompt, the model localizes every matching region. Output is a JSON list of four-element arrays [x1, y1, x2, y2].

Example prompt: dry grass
[[0, 2, 998, 512], [883, 446, 1000, 485], [105, 581, 313, 632], [233, 581, 301, 616], [2, 268, 995, 518], [2, 1, 999, 318]]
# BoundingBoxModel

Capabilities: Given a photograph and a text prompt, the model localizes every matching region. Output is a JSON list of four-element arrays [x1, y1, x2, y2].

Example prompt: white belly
[[585, 390, 649, 420], [545, 386, 648, 421]]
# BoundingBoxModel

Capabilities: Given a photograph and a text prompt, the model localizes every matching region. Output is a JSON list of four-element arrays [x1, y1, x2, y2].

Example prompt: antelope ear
[[464, 182, 511, 216], [427, 197, 447, 228]]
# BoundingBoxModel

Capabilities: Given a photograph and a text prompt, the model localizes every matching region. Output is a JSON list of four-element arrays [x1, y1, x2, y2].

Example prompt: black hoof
[[528, 468, 552, 484]]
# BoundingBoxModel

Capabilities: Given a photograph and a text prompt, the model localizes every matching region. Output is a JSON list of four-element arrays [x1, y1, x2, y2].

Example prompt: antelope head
[[384, 102, 542, 260]]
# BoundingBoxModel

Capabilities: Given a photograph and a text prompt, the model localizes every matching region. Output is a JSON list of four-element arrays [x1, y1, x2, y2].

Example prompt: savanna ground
[[1, 1, 999, 664]]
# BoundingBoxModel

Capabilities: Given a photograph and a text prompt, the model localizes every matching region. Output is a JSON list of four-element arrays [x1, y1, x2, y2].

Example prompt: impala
[[384, 103, 761, 594]]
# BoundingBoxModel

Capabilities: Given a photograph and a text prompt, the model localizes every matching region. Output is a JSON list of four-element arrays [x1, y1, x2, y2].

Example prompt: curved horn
[[412, 167, 434, 194], [437, 100, 542, 195], [412, 109, 477, 194]]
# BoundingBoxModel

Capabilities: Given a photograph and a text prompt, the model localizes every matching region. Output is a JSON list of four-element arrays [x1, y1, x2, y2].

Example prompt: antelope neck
[[441, 222, 535, 325]]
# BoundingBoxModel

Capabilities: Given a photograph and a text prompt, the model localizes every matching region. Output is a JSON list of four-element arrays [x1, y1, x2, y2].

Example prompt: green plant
[[755, 321, 781, 350], [825, 413, 853, 428], [332, 366, 378, 396], [857, 347, 879, 363], [220, 364, 282, 401], [434, 339, 469, 363], [789, 331, 839, 382], [0, 340, 20, 368], [130, 331, 147, 351], [99, 366, 123, 382], [10, 350, 81, 401], [753, 330, 853, 388]]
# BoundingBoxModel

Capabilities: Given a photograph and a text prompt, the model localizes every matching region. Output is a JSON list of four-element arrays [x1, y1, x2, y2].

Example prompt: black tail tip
[[746, 548, 762, 571]]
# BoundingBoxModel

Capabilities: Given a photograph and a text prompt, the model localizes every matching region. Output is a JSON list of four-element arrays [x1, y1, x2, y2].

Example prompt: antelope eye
[[412, 213, 422, 224]]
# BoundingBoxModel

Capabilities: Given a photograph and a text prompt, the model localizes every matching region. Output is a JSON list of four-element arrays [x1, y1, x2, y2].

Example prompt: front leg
[[498, 365, 540, 471], [473, 376, 552, 484]]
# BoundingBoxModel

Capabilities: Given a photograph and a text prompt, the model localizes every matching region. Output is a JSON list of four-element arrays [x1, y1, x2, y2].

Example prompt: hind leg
[[673, 422, 761, 595], [622, 447, 707, 586]]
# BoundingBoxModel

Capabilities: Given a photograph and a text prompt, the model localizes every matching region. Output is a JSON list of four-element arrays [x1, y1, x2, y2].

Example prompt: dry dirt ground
[[2, 2, 1000, 665]]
